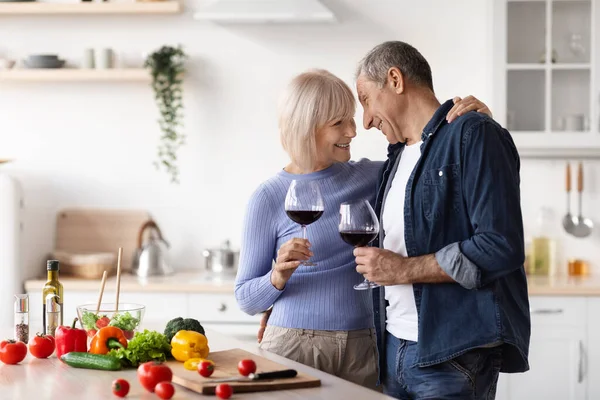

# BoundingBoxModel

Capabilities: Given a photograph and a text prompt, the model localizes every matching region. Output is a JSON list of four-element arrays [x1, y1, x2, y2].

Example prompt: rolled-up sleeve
[[437, 120, 525, 289]]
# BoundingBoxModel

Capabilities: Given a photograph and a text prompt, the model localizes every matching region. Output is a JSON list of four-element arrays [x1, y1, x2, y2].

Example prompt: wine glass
[[284, 180, 324, 266], [339, 199, 380, 290]]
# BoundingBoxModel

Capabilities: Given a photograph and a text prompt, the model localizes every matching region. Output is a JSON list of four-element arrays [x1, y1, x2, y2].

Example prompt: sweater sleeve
[[234, 185, 285, 315]]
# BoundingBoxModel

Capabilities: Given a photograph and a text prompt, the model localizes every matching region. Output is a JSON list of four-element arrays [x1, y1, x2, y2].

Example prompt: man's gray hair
[[356, 41, 434, 92]]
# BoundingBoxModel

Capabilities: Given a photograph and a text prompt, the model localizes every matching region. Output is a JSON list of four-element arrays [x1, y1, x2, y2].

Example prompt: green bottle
[[42, 260, 63, 334]]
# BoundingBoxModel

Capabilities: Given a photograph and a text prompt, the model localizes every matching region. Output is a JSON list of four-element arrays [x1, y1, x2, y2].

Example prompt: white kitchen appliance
[[0, 174, 24, 329]]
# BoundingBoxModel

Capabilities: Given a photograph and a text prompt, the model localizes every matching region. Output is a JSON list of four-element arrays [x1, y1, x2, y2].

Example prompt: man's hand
[[354, 247, 409, 286], [354, 247, 454, 285], [257, 308, 272, 343]]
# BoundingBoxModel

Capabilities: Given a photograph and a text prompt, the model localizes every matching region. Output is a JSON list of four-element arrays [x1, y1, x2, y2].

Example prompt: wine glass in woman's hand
[[339, 199, 380, 290], [285, 180, 324, 266]]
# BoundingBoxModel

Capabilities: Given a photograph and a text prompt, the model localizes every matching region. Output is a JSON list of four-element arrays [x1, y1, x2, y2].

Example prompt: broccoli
[[164, 317, 205, 343]]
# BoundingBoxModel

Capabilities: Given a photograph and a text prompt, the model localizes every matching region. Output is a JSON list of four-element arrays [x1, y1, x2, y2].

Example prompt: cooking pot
[[203, 240, 239, 275]]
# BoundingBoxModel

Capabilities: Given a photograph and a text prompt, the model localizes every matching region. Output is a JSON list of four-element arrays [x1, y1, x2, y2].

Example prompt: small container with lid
[[14, 294, 29, 344]]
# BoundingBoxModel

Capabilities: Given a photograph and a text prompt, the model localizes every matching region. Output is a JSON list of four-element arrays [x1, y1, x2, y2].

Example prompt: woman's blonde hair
[[278, 69, 356, 172]]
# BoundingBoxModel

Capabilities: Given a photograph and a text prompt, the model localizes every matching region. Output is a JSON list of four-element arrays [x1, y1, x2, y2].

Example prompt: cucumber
[[61, 352, 122, 371]]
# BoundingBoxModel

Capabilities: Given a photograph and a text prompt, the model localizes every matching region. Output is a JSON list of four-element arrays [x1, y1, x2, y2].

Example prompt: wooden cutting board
[[169, 348, 321, 395], [55, 208, 151, 274]]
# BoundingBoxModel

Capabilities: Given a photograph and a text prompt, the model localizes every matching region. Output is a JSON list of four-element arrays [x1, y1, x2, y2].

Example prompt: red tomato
[[216, 383, 233, 399], [198, 360, 215, 378], [96, 316, 110, 329], [87, 329, 97, 338], [137, 362, 173, 393], [0, 340, 27, 365], [111, 379, 130, 398], [28, 333, 55, 359], [155, 382, 175, 400], [237, 359, 257, 376]]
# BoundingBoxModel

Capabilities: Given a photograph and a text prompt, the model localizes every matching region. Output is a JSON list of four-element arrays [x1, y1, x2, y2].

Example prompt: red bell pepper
[[55, 318, 87, 361]]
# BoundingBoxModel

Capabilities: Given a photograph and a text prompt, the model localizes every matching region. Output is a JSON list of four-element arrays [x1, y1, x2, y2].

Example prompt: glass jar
[[14, 294, 29, 344]]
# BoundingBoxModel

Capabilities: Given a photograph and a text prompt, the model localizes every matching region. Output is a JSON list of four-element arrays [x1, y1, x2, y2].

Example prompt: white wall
[[4, 0, 592, 280]]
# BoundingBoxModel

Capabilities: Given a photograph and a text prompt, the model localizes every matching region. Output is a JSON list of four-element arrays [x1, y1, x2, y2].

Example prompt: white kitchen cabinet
[[492, 0, 600, 157], [25, 289, 260, 343], [506, 329, 586, 400], [496, 296, 588, 400], [587, 298, 600, 399]]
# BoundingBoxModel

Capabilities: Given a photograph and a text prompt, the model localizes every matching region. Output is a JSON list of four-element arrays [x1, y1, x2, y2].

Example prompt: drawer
[[188, 293, 262, 324], [528, 296, 586, 328]]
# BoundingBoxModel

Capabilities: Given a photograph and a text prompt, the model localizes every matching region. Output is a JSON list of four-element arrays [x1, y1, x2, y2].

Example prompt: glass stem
[[302, 225, 307, 240]]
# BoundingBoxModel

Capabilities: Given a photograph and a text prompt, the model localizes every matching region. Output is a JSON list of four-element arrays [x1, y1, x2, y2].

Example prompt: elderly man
[[354, 41, 530, 399]]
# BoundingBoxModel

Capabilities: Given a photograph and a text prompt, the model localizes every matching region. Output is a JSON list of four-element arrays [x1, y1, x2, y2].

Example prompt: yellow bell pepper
[[183, 357, 214, 371], [171, 330, 210, 362]]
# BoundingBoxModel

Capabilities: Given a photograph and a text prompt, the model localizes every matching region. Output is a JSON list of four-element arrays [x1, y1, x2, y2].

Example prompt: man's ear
[[387, 67, 405, 94]]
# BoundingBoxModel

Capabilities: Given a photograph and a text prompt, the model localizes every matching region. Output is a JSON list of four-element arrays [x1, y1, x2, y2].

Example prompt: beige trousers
[[259, 325, 379, 391]]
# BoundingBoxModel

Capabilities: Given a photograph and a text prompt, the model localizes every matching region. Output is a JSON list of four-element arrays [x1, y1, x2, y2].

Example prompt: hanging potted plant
[[145, 45, 188, 184]]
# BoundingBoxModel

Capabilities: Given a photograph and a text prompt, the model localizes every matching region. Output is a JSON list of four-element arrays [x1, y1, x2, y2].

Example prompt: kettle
[[203, 240, 239, 275], [132, 220, 173, 277]]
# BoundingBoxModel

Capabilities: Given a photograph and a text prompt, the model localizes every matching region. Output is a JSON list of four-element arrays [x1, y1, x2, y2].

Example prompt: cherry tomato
[[155, 382, 175, 400], [198, 360, 215, 377], [0, 340, 27, 365], [111, 379, 130, 398], [96, 316, 110, 329], [216, 383, 233, 399], [87, 329, 97, 338], [237, 359, 257, 376], [137, 361, 173, 392], [28, 333, 55, 359]]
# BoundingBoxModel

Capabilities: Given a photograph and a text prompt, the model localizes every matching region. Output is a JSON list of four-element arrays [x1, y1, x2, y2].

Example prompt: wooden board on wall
[[55, 208, 151, 273]]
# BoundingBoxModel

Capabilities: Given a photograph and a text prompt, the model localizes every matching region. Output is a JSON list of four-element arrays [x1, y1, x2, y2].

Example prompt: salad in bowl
[[77, 303, 145, 339]]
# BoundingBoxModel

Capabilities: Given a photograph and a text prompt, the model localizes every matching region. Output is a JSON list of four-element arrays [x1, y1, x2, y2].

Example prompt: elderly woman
[[235, 69, 491, 389]]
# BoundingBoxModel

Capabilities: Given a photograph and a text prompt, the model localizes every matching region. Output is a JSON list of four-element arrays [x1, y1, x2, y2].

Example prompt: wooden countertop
[[24, 271, 600, 296], [0, 326, 392, 400], [24, 270, 236, 294], [526, 275, 600, 296]]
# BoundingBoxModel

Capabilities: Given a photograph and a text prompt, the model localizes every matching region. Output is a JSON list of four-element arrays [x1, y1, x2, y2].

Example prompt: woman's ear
[[387, 67, 405, 94]]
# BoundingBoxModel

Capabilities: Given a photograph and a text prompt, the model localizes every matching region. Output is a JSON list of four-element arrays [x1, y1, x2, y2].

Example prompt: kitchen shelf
[[0, 69, 151, 82], [506, 63, 591, 70], [0, 1, 181, 15], [193, 0, 336, 23], [506, 63, 546, 70]]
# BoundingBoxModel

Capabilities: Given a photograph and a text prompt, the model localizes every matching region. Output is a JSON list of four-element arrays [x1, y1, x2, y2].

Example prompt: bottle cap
[[14, 294, 28, 313], [46, 294, 61, 313], [47, 260, 60, 271]]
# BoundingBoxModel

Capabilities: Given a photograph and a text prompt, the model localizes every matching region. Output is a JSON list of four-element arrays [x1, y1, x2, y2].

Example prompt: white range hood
[[193, 0, 337, 24]]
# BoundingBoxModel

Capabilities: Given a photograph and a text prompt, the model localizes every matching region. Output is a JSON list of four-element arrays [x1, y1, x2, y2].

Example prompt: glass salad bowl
[[76, 303, 145, 340]]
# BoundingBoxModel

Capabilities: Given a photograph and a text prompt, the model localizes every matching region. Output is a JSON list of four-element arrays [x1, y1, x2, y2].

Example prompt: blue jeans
[[384, 333, 502, 400]]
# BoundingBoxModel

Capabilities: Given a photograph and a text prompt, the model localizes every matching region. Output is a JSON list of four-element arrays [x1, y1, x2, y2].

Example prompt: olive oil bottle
[[42, 260, 63, 334]]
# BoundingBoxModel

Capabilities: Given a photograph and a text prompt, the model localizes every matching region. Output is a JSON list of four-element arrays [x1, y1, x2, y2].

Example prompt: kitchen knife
[[205, 369, 298, 384]]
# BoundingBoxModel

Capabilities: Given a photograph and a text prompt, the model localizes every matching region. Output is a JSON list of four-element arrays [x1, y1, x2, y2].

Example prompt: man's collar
[[385, 99, 454, 156], [420, 99, 454, 141]]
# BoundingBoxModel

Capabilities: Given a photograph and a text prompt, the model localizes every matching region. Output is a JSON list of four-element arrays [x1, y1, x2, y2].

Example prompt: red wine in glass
[[340, 231, 378, 247], [285, 180, 324, 266], [339, 199, 380, 290], [286, 210, 324, 226]]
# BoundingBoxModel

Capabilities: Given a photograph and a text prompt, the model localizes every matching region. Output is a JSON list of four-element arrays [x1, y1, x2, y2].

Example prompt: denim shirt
[[372, 100, 531, 374]]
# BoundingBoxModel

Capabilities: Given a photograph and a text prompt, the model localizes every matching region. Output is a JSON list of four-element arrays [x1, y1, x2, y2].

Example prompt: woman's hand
[[446, 95, 493, 123], [270, 238, 312, 290]]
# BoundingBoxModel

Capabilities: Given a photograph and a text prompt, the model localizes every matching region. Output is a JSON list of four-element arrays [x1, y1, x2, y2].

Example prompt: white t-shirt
[[383, 141, 422, 342]]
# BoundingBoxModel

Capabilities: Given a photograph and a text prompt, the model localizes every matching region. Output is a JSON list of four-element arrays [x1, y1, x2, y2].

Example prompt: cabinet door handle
[[218, 303, 227, 312], [578, 340, 586, 383], [530, 308, 564, 315]]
